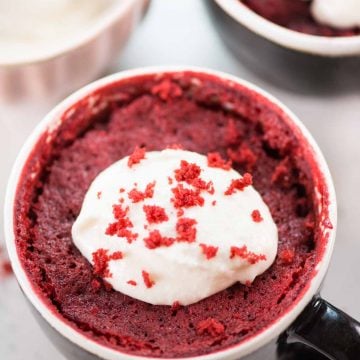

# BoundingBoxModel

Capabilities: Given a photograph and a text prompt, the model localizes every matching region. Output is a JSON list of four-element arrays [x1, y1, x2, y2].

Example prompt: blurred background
[[0, 1, 359, 359]]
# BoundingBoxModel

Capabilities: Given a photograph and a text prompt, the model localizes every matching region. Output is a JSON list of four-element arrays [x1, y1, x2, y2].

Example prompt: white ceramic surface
[[0, 0, 149, 104], [215, 0, 360, 56], [4, 66, 336, 360]]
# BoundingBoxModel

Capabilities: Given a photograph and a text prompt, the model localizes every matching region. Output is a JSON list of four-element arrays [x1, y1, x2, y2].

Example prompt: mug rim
[[214, 0, 360, 57], [4, 66, 337, 360]]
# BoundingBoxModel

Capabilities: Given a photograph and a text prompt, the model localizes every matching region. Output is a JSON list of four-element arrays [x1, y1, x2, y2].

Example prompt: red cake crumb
[[207, 152, 232, 170], [128, 182, 155, 203], [142, 270, 155, 288], [110, 251, 123, 260], [230, 246, 266, 264], [251, 210, 263, 223], [225, 173, 253, 195], [143, 230, 175, 249], [199, 244, 218, 259], [168, 177, 173, 185], [92, 249, 123, 278], [177, 209, 184, 217], [175, 160, 201, 182], [174, 160, 213, 193], [279, 249, 295, 264], [128, 146, 146, 168], [97, 191, 102, 199], [127, 280, 137, 286], [143, 205, 169, 224], [119, 188, 125, 193], [106, 204, 138, 243], [212, 200, 216, 206], [151, 79, 183, 101], [176, 218, 197, 243], [197, 318, 225, 336], [171, 184, 204, 208], [113, 204, 129, 219]]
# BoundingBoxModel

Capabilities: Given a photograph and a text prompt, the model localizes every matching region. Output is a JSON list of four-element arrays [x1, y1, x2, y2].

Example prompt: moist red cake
[[242, 0, 360, 37], [14, 71, 331, 358]]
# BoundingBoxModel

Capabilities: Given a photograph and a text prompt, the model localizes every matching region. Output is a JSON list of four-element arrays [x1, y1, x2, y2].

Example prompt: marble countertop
[[1, 1, 359, 359]]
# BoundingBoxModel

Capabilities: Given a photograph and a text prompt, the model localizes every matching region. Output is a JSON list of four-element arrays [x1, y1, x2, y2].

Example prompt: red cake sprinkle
[[199, 244, 218, 259], [128, 182, 155, 203], [230, 246, 266, 264], [92, 249, 111, 277], [177, 209, 185, 217], [176, 218, 197, 243], [119, 188, 125, 193], [143, 205, 169, 224], [168, 177, 173, 185], [175, 160, 201, 183], [171, 184, 204, 208], [92, 249, 123, 278], [128, 146, 146, 168], [144, 230, 175, 249], [278, 249, 295, 264], [106, 204, 138, 243], [97, 191, 102, 199], [174, 160, 214, 193], [207, 152, 232, 170], [197, 318, 225, 336], [251, 210, 263, 223], [110, 251, 123, 260], [127, 280, 137, 286], [112, 204, 129, 219], [212, 200, 217, 206], [225, 173, 253, 195], [142, 270, 155, 288]]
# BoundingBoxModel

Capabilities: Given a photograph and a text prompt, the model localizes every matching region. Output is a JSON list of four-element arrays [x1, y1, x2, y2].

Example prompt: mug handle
[[286, 296, 360, 359]]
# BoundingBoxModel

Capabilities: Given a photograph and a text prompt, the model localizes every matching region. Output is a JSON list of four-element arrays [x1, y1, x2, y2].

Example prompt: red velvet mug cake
[[5, 68, 337, 359]]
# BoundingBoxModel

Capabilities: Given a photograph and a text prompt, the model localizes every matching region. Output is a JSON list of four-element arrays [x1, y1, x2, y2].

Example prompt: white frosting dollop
[[72, 149, 278, 306], [311, 0, 360, 29]]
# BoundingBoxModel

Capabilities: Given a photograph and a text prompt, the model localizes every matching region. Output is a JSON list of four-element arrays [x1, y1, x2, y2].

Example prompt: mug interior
[[215, 0, 360, 57], [4, 66, 337, 360]]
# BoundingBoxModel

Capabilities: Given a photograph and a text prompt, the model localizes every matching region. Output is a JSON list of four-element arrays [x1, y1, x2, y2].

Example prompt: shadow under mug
[[4, 67, 360, 360]]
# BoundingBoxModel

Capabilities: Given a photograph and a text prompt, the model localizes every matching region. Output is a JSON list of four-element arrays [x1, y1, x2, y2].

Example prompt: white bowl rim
[[215, 0, 360, 57], [0, 0, 144, 67], [4, 65, 337, 360]]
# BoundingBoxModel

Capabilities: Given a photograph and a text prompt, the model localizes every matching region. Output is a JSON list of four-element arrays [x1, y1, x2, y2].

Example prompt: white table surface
[[0, 1, 359, 359]]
